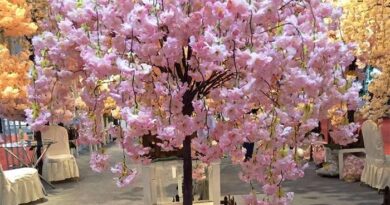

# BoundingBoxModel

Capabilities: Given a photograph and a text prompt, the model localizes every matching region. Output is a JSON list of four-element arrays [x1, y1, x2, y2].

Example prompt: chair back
[[41, 125, 71, 156], [362, 120, 385, 162]]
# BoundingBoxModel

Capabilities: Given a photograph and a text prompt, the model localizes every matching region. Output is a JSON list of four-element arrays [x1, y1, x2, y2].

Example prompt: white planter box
[[157, 202, 213, 205], [142, 160, 221, 205]]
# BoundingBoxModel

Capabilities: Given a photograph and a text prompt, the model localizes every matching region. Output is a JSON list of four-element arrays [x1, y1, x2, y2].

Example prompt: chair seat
[[4, 167, 38, 183], [1, 167, 45, 205], [47, 154, 74, 162]]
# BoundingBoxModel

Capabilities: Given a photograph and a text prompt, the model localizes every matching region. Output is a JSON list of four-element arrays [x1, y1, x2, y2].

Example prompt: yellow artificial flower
[[0, 0, 37, 36], [0, 0, 47, 120], [332, 0, 390, 70]]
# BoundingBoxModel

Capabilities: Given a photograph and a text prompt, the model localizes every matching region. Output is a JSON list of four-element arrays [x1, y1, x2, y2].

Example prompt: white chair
[[0, 166, 45, 205], [361, 120, 390, 189], [41, 125, 79, 182]]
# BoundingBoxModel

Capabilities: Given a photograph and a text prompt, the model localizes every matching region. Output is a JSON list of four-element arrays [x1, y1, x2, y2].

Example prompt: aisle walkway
[[29, 144, 382, 205]]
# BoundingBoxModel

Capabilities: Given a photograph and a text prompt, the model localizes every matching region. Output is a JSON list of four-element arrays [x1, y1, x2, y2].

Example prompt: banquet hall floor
[[27, 143, 382, 205]]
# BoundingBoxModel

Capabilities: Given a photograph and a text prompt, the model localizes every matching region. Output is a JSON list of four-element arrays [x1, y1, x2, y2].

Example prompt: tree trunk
[[182, 90, 195, 205], [183, 135, 193, 205], [34, 131, 43, 175]]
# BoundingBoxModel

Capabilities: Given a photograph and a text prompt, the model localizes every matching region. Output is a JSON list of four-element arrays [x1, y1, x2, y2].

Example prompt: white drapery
[[42, 125, 79, 182], [0, 166, 44, 205], [361, 120, 390, 189]]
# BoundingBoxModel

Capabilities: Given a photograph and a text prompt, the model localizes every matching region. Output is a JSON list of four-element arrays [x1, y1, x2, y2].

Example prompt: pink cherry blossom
[[90, 152, 110, 173], [262, 184, 278, 195], [330, 123, 359, 146], [342, 155, 365, 182], [111, 163, 138, 188], [192, 163, 207, 181]]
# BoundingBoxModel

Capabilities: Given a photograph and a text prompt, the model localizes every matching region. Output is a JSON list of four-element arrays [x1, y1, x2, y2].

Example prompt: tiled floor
[[27, 143, 382, 205]]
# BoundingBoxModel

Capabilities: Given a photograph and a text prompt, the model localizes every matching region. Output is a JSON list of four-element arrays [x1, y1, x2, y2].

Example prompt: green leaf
[[55, 14, 63, 22], [77, 0, 83, 8], [276, 25, 284, 35], [31, 65, 38, 81]]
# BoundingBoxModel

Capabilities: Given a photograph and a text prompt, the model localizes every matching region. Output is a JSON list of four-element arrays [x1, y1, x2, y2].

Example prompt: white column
[[143, 164, 157, 205], [208, 161, 221, 205]]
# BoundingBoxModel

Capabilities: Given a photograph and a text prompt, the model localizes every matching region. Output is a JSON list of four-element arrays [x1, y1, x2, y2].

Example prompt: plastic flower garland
[[0, 0, 37, 120], [29, 0, 360, 204]]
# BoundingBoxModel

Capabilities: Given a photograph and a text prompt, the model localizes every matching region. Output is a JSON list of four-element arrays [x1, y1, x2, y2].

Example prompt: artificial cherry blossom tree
[[29, 0, 361, 204]]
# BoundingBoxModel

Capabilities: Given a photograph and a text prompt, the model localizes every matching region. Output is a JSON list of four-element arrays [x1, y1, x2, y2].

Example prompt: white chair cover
[[0, 166, 44, 205], [361, 120, 390, 189], [41, 125, 79, 182]]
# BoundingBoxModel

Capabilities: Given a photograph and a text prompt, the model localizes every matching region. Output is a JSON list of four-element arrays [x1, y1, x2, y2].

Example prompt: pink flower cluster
[[342, 154, 365, 182], [312, 144, 326, 165], [76, 111, 104, 145], [330, 123, 359, 146], [192, 163, 207, 181], [90, 152, 110, 173], [243, 191, 294, 205], [28, 0, 361, 203], [111, 162, 138, 188]]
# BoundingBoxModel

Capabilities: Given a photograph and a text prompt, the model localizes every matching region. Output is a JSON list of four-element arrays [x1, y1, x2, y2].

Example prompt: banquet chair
[[361, 120, 390, 189], [0, 165, 44, 205], [41, 125, 79, 182]]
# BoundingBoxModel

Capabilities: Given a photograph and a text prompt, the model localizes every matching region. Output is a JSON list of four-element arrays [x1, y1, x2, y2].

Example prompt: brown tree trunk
[[182, 135, 193, 205], [182, 90, 195, 205]]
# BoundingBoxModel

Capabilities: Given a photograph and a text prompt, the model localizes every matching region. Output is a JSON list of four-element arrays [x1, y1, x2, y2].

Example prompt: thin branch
[[203, 73, 234, 94], [174, 62, 185, 82], [279, 0, 296, 10], [232, 40, 239, 86]]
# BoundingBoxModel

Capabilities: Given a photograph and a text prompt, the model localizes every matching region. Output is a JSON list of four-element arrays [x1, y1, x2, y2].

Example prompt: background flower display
[[26, 0, 49, 30], [361, 67, 390, 121], [312, 144, 326, 165], [336, 0, 390, 69], [335, 0, 390, 121], [0, 0, 37, 36], [29, 0, 360, 204], [0, 0, 37, 120]]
